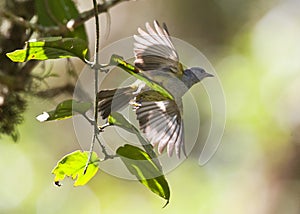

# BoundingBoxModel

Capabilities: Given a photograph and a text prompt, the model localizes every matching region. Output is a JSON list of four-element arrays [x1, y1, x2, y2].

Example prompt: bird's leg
[[129, 97, 141, 111]]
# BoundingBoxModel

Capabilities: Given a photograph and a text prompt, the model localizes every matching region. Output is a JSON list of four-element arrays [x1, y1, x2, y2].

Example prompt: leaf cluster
[[4, 0, 171, 206]]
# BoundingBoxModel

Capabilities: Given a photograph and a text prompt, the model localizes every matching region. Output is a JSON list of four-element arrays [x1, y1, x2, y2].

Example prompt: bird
[[98, 20, 213, 158]]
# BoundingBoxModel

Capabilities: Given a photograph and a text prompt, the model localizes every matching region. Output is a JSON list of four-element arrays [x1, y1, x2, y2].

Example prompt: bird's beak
[[205, 73, 214, 77]]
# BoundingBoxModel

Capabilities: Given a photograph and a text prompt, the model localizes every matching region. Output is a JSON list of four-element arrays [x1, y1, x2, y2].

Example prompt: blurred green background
[[1, 0, 300, 213]]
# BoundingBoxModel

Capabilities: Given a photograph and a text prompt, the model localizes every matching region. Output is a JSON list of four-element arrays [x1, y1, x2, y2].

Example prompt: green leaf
[[52, 150, 99, 186], [110, 54, 174, 100], [36, 99, 92, 122], [6, 37, 88, 62], [108, 112, 161, 170], [35, 0, 88, 41], [108, 112, 139, 134], [117, 144, 170, 205]]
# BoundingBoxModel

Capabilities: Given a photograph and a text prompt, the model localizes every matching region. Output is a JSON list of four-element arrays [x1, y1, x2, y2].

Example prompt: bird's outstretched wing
[[98, 86, 137, 119], [134, 20, 183, 75], [133, 90, 185, 158]]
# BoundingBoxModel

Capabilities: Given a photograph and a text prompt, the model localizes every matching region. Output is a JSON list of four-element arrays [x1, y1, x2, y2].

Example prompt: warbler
[[98, 21, 213, 158]]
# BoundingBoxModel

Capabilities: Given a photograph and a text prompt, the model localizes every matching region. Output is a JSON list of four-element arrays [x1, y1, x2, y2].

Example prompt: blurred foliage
[[35, 0, 88, 41], [0, 0, 300, 213], [0, 91, 26, 141], [0, 0, 35, 140]]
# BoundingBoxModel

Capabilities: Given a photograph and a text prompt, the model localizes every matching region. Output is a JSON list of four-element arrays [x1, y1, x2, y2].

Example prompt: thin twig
[[92, 0, 100, 154], [84, 0, 119, 173], [82, 113, 96, 126], [95, 134, 117, 160], [84, 0, 101, 174]]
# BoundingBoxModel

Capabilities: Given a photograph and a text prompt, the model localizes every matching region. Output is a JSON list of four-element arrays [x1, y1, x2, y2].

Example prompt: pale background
[[1, 0, 300, 213]]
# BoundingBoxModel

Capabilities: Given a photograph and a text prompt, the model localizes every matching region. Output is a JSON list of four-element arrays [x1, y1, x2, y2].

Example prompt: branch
[[0, 0, 128, 36], [85, 0, 103, 173], [0, 9, 65, 35], [20, 61, 40, 75], [34, 84, 74, 98], [71, 0, 129, 30]]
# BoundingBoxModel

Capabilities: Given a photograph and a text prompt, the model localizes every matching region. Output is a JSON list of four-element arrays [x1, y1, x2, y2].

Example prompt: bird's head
[[182, 67, 213, 88]]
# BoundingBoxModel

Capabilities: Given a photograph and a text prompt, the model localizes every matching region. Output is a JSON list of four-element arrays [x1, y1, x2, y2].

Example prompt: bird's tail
[[98, 86, 135, 119]]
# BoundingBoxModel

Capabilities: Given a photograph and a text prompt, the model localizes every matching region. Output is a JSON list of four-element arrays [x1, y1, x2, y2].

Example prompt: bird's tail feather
[[98, 86, 135, 119]]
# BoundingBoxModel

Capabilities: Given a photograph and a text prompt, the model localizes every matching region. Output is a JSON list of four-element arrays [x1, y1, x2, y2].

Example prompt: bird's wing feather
[[134, 20, 182, 75], [133, 91, 185, 157], [98, 86, 136, 119]]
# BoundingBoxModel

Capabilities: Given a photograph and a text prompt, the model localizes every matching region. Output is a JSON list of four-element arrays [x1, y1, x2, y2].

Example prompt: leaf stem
[[85, 0, 101, 174], [95, 134, 117, 160], [85, 0, 117, 173]]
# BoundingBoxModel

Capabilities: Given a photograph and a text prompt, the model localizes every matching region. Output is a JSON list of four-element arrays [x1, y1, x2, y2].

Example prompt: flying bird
[[98, 21, 213, 158]]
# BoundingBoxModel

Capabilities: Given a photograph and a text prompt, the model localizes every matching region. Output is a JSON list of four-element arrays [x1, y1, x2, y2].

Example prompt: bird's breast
[[142, 70, 189, 99]]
